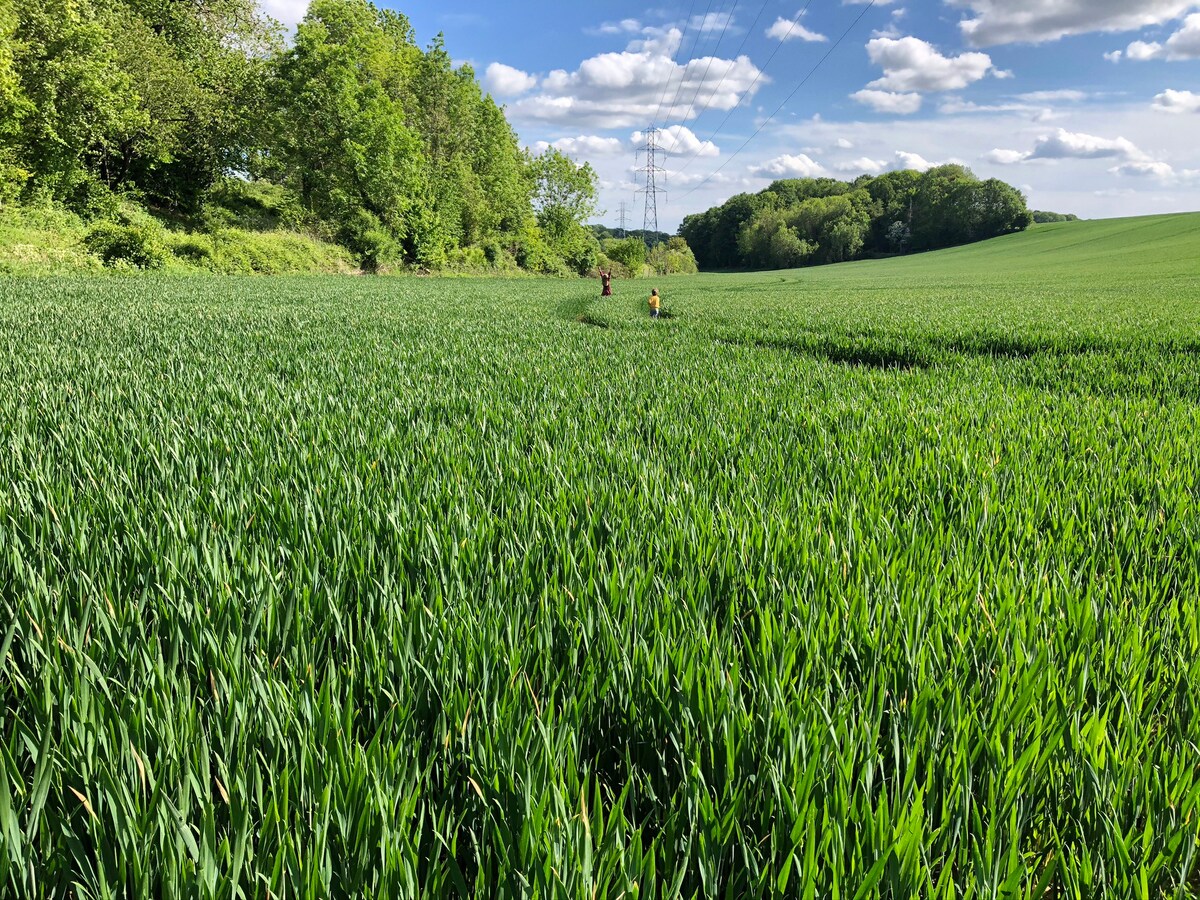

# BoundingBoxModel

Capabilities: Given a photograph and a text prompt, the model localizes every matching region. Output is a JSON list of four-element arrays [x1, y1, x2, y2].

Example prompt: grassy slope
[[0, 200, 357, 276], [614, 213, 1200, 351], [872, 212, 1200, 277]]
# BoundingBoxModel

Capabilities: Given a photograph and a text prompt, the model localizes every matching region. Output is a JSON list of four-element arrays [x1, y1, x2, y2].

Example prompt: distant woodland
[[681, 168, 1034, 272]]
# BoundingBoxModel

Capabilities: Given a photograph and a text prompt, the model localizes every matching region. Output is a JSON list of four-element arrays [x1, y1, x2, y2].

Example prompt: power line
[[673, 0, 818, 178], [666, 0, 770, 152], [651, 0, 702, 129], [660, 0, 717, 127], [616, 201, 631, 238], [665, 0, 741, 153], [681, 1, 877, 200]]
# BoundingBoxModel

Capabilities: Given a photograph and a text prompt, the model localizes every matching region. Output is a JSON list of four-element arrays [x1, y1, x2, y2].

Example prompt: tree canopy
[[0, 0, 600, 273], [681, 167, 1033, 272]]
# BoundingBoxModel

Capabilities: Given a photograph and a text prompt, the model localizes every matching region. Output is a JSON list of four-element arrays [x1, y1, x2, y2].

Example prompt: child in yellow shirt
[[649, 289, 660, 319]]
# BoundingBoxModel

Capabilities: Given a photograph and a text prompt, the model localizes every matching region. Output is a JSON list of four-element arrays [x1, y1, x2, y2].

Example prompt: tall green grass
[[2, 213, 1200, 897]]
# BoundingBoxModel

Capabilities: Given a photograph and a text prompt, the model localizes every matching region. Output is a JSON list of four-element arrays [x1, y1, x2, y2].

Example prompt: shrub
[[83, 222, 167, 269], [171, 235, 214, 265], [514, 224, 567, 276], [341, 209, 401, 273], [65, 177, 123, 222], [604, 237, 647, 275]]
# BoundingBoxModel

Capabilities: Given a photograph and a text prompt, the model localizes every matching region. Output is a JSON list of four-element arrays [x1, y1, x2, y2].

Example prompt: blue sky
[[264, 1, 1200, 230]]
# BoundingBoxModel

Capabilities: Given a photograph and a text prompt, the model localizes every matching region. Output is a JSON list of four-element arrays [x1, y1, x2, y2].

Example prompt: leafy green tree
[[530, 148, 598, 244], [407, 40, 532, 260], [680, 192, 775, 270], [469, 98, 533, 241], [737, 210, 812, 270], [909, 164, 977, 251], [764, 177, 851, 206], [687, 167, 1030, 271], [605, 236, 646, 275], [865, 169, 921, 250], [649, 235, 698, 274], [886, 220, 911, 253], [0, 0, 29, 197], [785, 192, 872, 264], [970, 179, 1034, 240], [528, 147, 599, 274], [268, 0, 426, 265], [9, 0, 136, 202], [1033, 210, 1078, 224], [104, 0, 279, 208]]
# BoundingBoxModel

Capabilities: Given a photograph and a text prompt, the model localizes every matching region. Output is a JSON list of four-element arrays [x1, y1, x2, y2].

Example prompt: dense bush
[[1033, 210, 1080, 224], [83, 222, 167, 269], [604, 237, 647, 275]]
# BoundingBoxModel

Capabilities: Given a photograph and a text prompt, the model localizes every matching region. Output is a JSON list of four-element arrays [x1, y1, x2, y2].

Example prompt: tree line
[[679, 167, 1034, 272], [0, 0, 603, 273]]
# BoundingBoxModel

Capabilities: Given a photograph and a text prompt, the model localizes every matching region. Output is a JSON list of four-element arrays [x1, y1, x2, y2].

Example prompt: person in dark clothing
[[600, 269, 613, 297]]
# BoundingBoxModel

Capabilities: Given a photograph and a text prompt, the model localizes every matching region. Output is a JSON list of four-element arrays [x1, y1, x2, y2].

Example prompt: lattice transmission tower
[[616, 201, 631, 239], [636, 127, 667, 246]]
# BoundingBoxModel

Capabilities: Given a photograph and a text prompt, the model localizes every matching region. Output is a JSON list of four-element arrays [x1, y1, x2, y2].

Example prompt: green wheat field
[[2, 214, 1200, 897]]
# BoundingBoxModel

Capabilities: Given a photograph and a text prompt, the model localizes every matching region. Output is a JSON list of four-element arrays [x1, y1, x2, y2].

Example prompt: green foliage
[[83, 219, 166, 269], [169, 228, 355, 274], [0, 0, 27, 197], [737, 210, 814, 269], [8, 0, 135, 201], [559, 223, 600, 276], [513, 219, 568, 276], [604, 236, 647, 275], [685, 167, 1034, 271], [530, 147, 598, 245], [3, 214, 1200, 895], [657, 235, 699, 274], [338, 208, 400, 273], [201, 179, 306, 233], [680, 191, 777, 271], [268, 0, 423, 264], [0, 0, 569, 274], [1033, 210, 1080, 224]]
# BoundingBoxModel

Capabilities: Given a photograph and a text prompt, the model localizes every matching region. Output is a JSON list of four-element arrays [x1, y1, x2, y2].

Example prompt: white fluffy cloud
[[985, 148, 1036, 164], [593, 19, 644, 36], [766, 14, 828, 42], [1112, 160, 1178, 177], [852, 89, 923, 114], [508, 30, 765, 128], [865, 37, 996, 92], [987, 128, 1153, 167], [1017, 90, 1089, 103], [749, 154, 828, 178], [893, 151, 936, 171], [1028, 129, 1148, 161], [485, 63, 538, 98], [632, 126, 720, 157], [947, 0, 1200, 46], [260, 0, 309, 27], [533, 136, 626, 157], [1154, 88, 1200, 112], [835, 157, 889, 174], [1111, 13, 1200, 60], [940, 97, 1055, 118], [982, 126, 1197, 181]]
